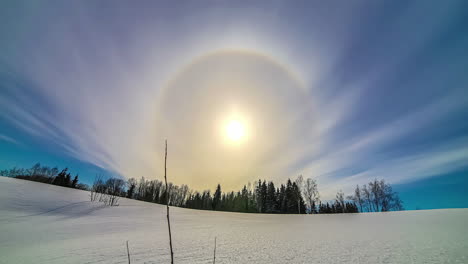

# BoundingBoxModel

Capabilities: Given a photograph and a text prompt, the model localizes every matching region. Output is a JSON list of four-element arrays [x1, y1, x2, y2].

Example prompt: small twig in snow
[[213, 236, 217, 264], [126, 240, 131, 264]]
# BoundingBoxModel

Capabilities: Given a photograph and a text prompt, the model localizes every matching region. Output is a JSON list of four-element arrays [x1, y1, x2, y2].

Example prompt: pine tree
[[285, 179, 294, 213], [266, 181, 277, 213], [260, 181, 267, 213], [53, 168, 69, 186], [213, 184, 222, 210], [241, 185, 249, 212], [255, 180, 263, 212], [64, 172, 71, 187], [292, 182, 306, 214], [71, 175, 79, 188]]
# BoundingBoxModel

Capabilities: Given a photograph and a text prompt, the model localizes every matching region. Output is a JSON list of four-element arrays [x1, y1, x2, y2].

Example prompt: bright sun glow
[[225, 120, 245, 142]]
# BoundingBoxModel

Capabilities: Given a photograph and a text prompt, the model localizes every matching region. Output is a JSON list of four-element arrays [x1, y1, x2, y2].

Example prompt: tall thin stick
[[164, 140, 174, 264], [213, 237, 217, 264], [126, 240, 131, 264]]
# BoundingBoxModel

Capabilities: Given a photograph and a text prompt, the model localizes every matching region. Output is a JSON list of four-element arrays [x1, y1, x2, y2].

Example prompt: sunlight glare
[[226, 120, 245, 142]]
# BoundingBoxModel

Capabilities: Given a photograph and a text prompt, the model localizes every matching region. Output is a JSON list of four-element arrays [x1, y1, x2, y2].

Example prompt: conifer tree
[[213, 184, 222, 210], [64, 172, 71, 187], [266, 181, 277, 213], [71, 175, 79, 188]]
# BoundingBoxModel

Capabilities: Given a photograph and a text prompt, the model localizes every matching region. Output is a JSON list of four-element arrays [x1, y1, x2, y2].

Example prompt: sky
[[0, 0, 467, 210]]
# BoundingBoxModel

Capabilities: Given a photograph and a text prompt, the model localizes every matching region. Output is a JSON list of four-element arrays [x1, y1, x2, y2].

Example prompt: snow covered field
[[0, 177, 467, 264]]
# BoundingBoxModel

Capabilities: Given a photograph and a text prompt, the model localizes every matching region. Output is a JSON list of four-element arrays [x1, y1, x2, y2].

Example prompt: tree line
[[0, 163, 86, 190], [93, 173, 404, 213], [1, 163, 404, 213]]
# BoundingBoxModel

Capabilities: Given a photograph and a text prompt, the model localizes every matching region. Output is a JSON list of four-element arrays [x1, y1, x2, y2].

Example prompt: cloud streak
[[0, 134, 19, 145]]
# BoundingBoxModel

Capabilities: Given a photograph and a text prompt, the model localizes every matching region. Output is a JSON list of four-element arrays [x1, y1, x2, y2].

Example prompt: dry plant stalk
[[126, 240, 131, 264], [213, 236, 217, 264], [164, 140, 174, 263]]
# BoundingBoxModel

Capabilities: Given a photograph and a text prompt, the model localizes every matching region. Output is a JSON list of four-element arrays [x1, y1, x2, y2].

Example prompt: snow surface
[[0, 177, 467, 264]]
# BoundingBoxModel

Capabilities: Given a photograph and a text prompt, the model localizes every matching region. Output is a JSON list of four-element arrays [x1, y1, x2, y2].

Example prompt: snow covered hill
[[0, 176, 467, 264]]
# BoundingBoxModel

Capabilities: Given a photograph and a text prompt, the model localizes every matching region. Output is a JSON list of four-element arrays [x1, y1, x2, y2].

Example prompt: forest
[[1, 163, 403, 213]]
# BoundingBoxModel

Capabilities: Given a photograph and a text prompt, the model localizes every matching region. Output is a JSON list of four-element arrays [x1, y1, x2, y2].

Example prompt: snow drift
[[0, 177, 467, 263]]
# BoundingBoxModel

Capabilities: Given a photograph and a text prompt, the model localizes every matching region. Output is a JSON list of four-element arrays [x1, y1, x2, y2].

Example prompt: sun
[[225, 120, 245, 142]]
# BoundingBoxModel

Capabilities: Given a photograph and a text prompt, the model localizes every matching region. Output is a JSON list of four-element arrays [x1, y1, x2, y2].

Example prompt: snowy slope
[[0, 177, 467, 264]]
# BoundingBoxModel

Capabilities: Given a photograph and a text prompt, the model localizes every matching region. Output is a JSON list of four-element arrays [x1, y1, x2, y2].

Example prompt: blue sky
[[0, 1, 467, 209]]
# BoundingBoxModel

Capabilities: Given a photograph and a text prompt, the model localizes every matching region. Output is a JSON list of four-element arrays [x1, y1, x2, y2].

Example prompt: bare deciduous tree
[[90, 175, 104, 202], [105, 178, 125, 206], [335, 190, 345, 213], [347, 185, 364, 212], [90, 175, 124, 206], [126, 178, 137, 199], [351, 179, 404, 212], [303, 178, 320, 213]]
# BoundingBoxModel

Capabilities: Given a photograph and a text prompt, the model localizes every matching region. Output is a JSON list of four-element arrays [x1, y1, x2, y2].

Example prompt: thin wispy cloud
[[0, 134, 19, 145]]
